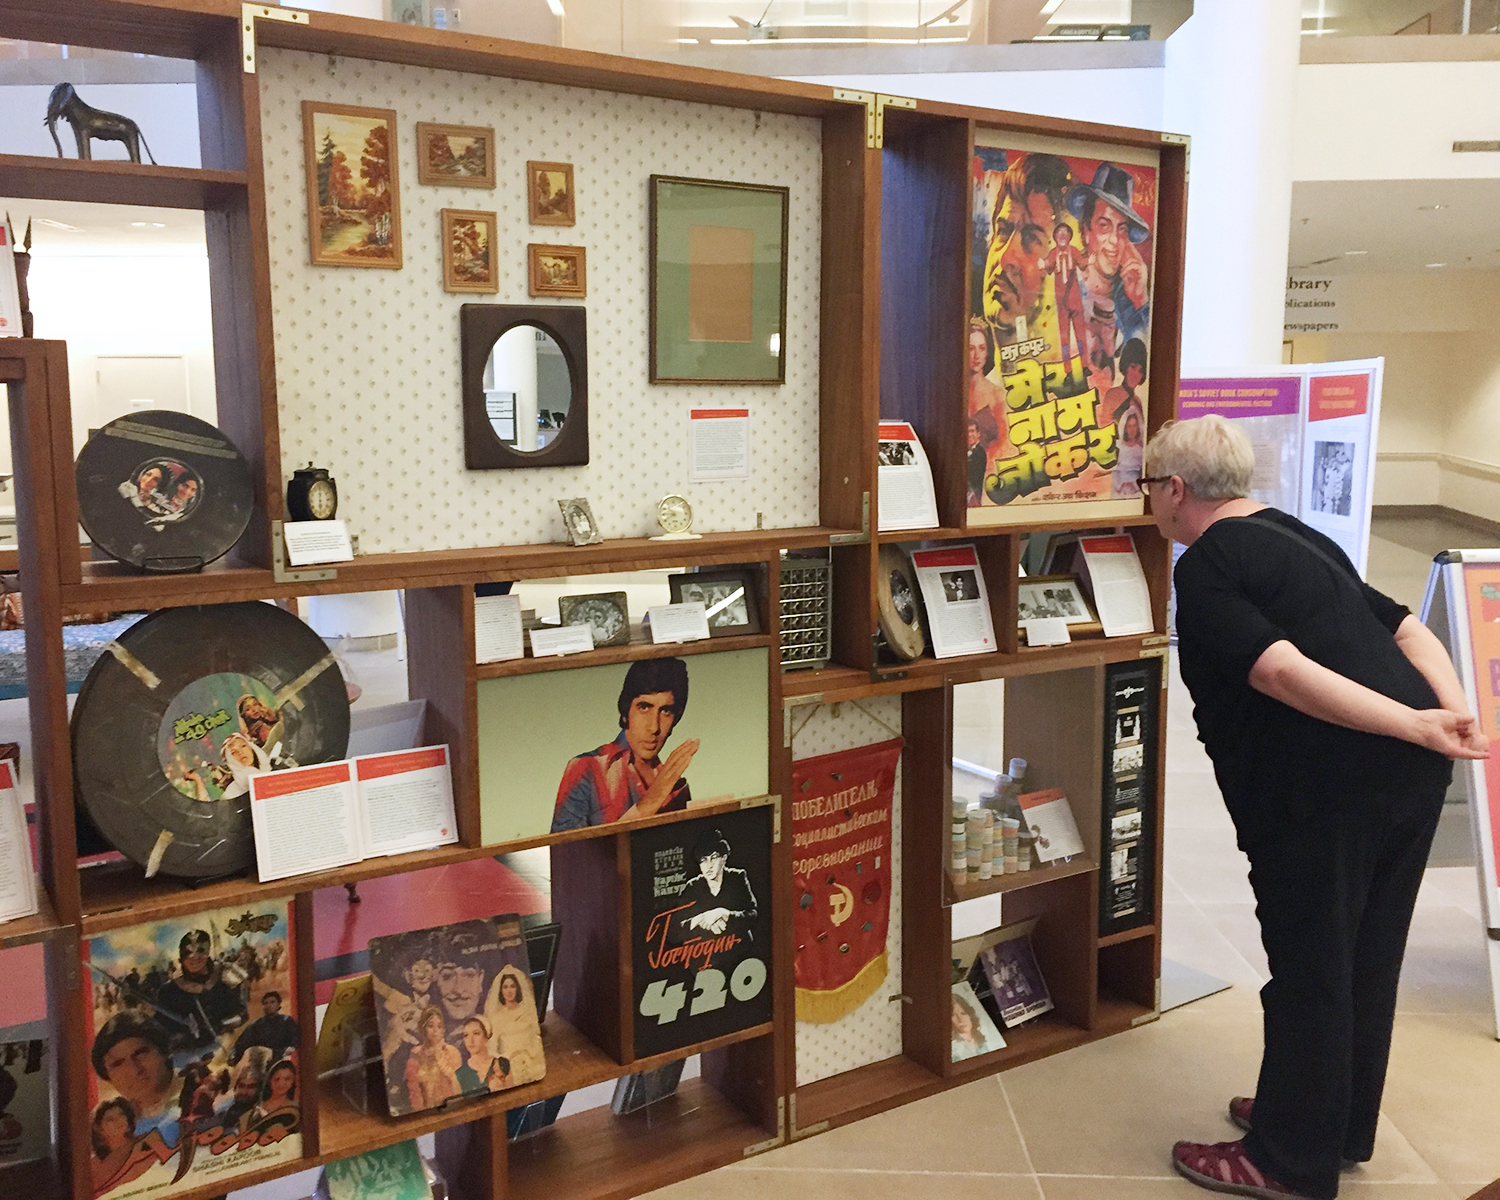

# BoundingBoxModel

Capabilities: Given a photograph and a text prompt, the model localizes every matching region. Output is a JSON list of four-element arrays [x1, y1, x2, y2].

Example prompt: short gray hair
[[1142, 416, 1254, 501]]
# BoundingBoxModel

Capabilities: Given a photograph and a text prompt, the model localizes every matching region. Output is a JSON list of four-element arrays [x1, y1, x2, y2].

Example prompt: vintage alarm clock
[[287, 464, 338, 521]]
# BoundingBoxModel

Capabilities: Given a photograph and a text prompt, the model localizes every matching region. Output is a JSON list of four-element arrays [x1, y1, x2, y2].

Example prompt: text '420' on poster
[[967, 129, 1159, 527], [83, 903, 301, 1199]]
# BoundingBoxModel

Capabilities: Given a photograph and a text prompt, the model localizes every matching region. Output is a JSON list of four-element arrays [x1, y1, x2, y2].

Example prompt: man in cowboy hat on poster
[[1068, 162, 1153, 384]]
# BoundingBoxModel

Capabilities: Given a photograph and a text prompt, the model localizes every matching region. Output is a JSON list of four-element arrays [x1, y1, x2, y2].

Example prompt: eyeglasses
[[1137, 475, 1176, 495]]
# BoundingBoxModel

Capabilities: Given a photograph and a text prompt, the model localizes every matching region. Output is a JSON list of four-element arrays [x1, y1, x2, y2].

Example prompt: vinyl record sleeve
[[71, 602, 350, 879], [75, 411, 253, 572]]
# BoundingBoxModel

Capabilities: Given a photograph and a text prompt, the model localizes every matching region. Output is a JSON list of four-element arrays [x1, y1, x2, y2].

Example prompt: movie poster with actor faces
[[967, 130, 1159, 525], [82, 904, 300, 1199]]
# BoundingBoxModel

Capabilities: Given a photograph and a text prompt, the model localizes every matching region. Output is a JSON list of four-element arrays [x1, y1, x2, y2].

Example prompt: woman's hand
[[1411, 708, 1491, 759]]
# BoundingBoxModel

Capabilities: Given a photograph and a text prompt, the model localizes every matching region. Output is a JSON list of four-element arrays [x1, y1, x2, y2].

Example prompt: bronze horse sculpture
[[45, 83, 157, 164]]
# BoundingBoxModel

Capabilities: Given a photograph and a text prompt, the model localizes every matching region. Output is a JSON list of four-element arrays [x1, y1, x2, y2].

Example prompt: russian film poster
[[630, 806, 773, 1057], [968, 129, 1158, 526], [82, 903, 301, 1199]]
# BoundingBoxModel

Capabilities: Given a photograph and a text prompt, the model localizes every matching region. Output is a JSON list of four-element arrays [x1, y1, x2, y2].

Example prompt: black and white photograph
[[557, 497, 603, 546], [1310, 439, 1355, 517], [1016, 577, 1096, 627], [975, 924, 1054, 1028], [1115, 707, 1141, 745], [941, 569, 981, 603], [890, 569, 917, 625], [669, 569, 760, 636], [1112, 810, 1142, 841], [1112, 741, 1145, 776], [877, 439, 915, 467]]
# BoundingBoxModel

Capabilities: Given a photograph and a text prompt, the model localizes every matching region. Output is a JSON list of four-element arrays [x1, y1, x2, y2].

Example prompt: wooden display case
[[0, 4, 1185, 1196]]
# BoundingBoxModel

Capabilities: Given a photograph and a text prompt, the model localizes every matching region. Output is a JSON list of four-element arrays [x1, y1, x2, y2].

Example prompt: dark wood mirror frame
[[460, 302, 588, 469]]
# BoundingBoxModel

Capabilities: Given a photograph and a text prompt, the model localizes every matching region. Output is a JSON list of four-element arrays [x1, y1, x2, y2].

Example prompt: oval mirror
[[482, 325, 572, 453]]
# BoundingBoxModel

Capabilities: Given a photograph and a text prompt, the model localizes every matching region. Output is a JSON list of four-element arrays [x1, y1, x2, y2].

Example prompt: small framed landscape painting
[[528, 244, 586, 299], [303, 101, 402, 269], [417, 122, 496, 188], [442, 208, 498, 294], [527, 160, 575, 225]]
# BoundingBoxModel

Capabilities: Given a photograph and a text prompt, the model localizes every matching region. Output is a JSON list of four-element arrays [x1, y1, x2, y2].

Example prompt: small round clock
[[655, 494, 696, 539], [287, 465, 337, 522]]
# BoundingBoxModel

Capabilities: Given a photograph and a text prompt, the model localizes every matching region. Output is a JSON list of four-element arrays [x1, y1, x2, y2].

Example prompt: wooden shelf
[[506, 1076, 771, 1200], [874, 513, 1157, 544], [1094, 992, 1158, 1033], [781, 662, 940, 702], [946, 856, 1097, 905], [0, 153, 248, 209], [0, 886, 68, 949], [319, 1018, 774, 1165], [946, 1010, 1094, 1077], [477, 632, 771, 679], [0, 1154, 63, 1196], [792, 1054, 944, 1133], [58, 527, 860, 615], [77, 795, 767, 933], [1097, 924, 1156, 949]]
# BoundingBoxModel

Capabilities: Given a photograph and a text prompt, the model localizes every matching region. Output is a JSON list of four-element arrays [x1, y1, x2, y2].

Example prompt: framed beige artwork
[[528, 244, 586, 298], [441, 209, 498, 294], [527, 161, 575, 226], [302, 101, 402, 269], [416, 122, 496, 188]]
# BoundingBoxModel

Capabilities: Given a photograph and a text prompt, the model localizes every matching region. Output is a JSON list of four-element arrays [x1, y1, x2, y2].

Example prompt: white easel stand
[[649, 531, 703, 541]]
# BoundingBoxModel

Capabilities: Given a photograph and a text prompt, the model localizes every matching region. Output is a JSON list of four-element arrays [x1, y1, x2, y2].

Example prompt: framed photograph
[[1016, 573, 1100, 633], [527, 160, 575, 225], [302, 101, 402, 269], [649, 175, 788, 384], [557, 496, 602, 545], [669, 568, 760, 637], [558, 591, 630, 648], [528, 244, 586, 299], [417, 122, 496, 187], [441, 209, 498, 294]]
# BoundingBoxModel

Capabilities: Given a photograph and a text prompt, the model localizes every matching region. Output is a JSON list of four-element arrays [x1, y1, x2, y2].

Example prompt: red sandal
[[1225, 1097, 1368, 1170], [1171, 1138, 1314, 1199]]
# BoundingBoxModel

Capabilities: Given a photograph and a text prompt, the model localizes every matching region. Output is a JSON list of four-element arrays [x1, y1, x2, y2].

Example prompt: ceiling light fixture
[[129, 221, 166, 228], [1418, 203, 1447, 211], [1426, 262, 1447, 268], [35, 217, 80, 231], [1342, 249, 1367, 256]]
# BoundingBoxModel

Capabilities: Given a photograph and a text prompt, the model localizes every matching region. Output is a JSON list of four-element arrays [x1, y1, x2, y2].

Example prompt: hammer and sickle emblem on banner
[[828, 883, 854, 926]]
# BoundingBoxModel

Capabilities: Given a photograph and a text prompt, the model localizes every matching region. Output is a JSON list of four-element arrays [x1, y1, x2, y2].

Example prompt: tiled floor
[[640, 515, 1500, 1200]]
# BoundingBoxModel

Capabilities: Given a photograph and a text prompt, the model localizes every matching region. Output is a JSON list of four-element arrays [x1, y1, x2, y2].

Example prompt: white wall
[[1293, 62, 1500, 182], [787, 68, 1166, 131], [1, 251, 217, 474]]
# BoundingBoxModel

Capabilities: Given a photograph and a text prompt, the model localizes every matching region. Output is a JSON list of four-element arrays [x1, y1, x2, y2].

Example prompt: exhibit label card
[[475, 594, 524, 663], [0, 760, 38, 924], [689, 407, 751, 481], [530, 624, 594, 657], [355, 745, 458, 857], [1079, 535, 1154, 637], [877, 420, 939, 532], [1021, 617, 1070, 647], [648, 602, 711, 644], [1018, 788, 1086, 863], [251, 761, 363, 881], [910, 544, 997, 658], [283, 518, 355, 565]]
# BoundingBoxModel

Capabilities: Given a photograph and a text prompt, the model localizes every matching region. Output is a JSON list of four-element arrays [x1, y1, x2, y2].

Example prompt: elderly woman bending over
[[1140, 415, 1486, 1200]]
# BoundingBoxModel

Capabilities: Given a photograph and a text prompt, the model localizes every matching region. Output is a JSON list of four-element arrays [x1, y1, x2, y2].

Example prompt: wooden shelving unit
[[0, 2, 1184, 1195]]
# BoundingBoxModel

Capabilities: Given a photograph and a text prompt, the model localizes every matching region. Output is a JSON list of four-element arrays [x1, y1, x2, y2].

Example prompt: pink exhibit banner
[[1177, 376, 1300, 420]]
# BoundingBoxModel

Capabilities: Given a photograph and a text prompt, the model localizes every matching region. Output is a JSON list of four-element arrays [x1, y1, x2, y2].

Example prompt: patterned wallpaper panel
[[790, 696, 906, 1088], [259, 48, 823, 554]]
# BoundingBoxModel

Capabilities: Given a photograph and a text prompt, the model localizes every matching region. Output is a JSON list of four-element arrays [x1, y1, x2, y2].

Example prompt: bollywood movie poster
[[967, 129, 1159, 526], [629, 806, 774, 1058], [82, 903, 301, 1200]]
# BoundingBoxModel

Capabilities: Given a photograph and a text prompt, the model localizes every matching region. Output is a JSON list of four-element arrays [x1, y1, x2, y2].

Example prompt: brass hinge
[[272, 520, 338, 584], [1141, 633, 1169, 648], [830, 491, 870, 545], [875, 93, 917, 148], [830, 91, 916, 149], [789, 1092, 831, 1140], [1160, 130, 1190, 183], [743, 1095, 786, 1155], [242, 3, 309, 73]]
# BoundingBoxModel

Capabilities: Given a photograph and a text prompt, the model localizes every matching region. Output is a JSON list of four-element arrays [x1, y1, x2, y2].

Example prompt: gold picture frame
[[441, 208, 498, 294], [302, 101, 402, 269], [416, 122, 497, 188], [527, 160, 575, 225], [528, 244, 586, 299]]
